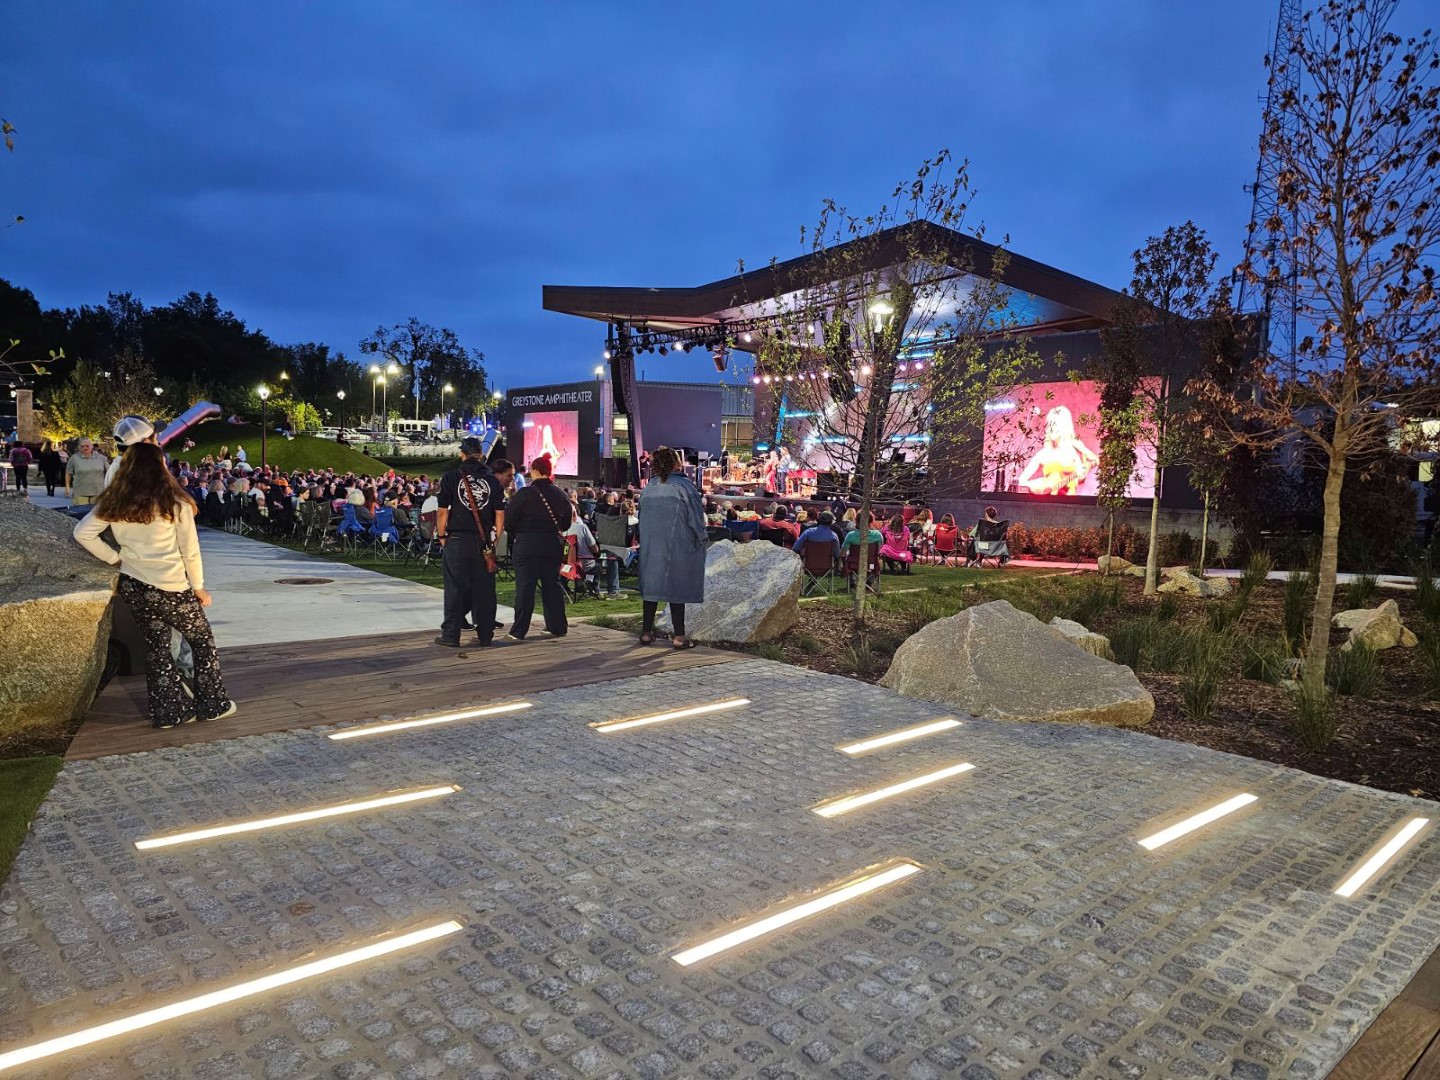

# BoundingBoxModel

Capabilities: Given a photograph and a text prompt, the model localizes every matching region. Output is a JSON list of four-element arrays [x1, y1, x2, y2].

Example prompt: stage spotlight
[[742, 332, 752, 343], [603, 348, 612, 360]]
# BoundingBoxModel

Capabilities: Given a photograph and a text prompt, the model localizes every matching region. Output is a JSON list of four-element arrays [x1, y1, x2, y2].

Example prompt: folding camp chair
[[402, 512, 441, 566], [336, 504, 368, 551], [844, 544, 882, 596], [932, 524, 965, 567], [969, 519, 1011, 568], [727, 520, 760, 543], [800, 539, 839, 596], [370, 506, 401, 558]]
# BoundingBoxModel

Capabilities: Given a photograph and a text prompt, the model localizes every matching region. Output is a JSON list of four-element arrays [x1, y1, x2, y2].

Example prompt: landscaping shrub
[[587, 614, 619, 630], [1412, 556, 1440, 624], [1001, 522, 1217, 566], [1206, 597, 1245, 632], [1155, 594, 1180, 621], [844, 643, 881, 678], [1421, 632, 1440, 700], [1239, 551, 1274, 597], [1240, 638, 1289, 684], [1326, 643, 1381, 698], [795, 634, 822, 655], [1291, 681, 1338, 749], [754, 643, 785, 661], [1343, 573, 1380, 610], [1060, 578, 1121, 628], [1141, 621, 1189, 674], [1179, 630, 1229, 722], [1107, 618, 1147, 669], [1283, 570, 1314, 649]]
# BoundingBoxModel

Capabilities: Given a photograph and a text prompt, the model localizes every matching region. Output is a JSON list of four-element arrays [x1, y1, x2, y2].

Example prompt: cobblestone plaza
[[1, 659, 1437, 1079]]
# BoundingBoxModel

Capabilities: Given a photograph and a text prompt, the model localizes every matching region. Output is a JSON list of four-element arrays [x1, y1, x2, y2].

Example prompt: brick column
[[14, 388, 36, 443]]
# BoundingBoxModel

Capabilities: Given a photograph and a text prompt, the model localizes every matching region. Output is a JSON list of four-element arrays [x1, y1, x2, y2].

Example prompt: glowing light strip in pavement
[[1334, 817, 1431, 898], [812, 763, 975, 818], [328, 701, 532, 740], [837, 718, 962, 756], [672, 862, 922, 966], [0, 920, 465, 1073], [591, 697, 750, 733], [1137, 793, 1258, 851], [134, 786, 460, 850]]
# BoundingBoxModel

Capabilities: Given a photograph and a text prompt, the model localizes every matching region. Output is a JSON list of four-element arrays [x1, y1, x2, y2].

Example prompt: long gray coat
[[638, 474, 707, 604]]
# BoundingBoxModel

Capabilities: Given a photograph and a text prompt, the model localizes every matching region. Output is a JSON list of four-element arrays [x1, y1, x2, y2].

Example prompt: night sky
[[6, 1, 1414, 391]]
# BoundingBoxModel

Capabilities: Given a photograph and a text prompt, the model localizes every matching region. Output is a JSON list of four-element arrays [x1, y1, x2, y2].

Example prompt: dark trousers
[[510, 532, 567, 638], [117, 575, 228, 727], [440, 533, 498, 643], [11, 464, 27, 491]]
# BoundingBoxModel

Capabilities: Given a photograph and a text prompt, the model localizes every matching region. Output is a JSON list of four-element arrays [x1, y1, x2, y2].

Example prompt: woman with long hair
[[879, 512, 915, 574], [73, 443, 235, 729], [638, 446, 707, 648]]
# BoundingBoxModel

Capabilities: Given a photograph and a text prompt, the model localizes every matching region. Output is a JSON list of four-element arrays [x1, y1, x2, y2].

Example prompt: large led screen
[[981, 379, 1157, 498], [522, 410, 580, 475]]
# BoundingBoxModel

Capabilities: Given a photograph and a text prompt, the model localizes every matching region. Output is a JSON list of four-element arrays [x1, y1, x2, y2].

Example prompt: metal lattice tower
[[1235, 0, 1305, 376]]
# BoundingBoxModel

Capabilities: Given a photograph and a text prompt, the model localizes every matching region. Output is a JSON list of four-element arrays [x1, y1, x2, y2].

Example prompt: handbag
[[535, 486, 578, 577], [459, 471, 499, 574]]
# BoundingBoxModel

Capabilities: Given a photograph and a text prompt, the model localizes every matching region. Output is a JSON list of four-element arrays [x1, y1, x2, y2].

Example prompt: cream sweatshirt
[[73, 503, 205, 592]]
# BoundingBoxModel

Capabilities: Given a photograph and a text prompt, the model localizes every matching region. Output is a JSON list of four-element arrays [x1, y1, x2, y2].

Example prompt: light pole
[[336, 389, 346, 429], [153, 385, 164, 399], [386, 362, 400, 429], [257, 385, 271, 468], [441, 383, 454, 432], [368, 364, 380, 423]]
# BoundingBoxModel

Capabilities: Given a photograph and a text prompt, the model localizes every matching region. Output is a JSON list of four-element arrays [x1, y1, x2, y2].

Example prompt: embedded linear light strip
[[812, 763, 975, 818], [134, 786, 460, 851], [672, 862, 922, 966], [328, 701, 532, 740], [0, 920, 465, 1073], [838, 718, 962, 756], [1137, 793, 1258, 851], [591, 697, 751, 733], [1334, 816, 1432, 898]]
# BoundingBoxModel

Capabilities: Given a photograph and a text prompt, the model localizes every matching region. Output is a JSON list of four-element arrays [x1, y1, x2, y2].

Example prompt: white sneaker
[[200, 700, 238, 722]]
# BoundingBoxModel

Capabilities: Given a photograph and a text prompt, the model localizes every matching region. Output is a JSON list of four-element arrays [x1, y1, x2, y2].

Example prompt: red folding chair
[[933, 524, 965, 567], [800, 540, 839, 596], [843, 544, 883, 595]]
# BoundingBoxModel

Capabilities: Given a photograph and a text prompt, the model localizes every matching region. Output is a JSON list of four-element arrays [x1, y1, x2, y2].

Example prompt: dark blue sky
[[1, 1, 1362, 390]]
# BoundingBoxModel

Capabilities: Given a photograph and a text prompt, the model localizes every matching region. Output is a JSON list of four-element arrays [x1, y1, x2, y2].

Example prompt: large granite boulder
[[0, 499, 117, 747], [1048, 617, 1115, 661], [1157, 569, 1232, 598], [1335, 599, 1417, 651], [658, 539, 801, 643], [1097, 555, 1134, 575], [880, 600, 1154, 727]]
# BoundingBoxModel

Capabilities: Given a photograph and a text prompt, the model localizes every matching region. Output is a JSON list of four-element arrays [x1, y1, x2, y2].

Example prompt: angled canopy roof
[[544, 221, 1129, 340]]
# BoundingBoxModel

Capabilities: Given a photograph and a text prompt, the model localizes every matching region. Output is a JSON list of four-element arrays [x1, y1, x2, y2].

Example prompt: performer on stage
[[1016, 405, 1099, 496]]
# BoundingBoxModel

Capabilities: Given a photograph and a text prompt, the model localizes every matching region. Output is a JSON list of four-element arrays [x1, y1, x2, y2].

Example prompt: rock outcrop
[[1157, 570, 1232, 598], [0, 499, 116, 745], [1333, 599, 1418, 651], [1048, 617, 1116, 661], [658, 539, 801, 643], [880, 600, 1154, 728]]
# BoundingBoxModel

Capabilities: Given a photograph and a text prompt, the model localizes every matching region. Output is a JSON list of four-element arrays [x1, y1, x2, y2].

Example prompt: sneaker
[[433, 636, 463, 648], [154, 715, 199, 729], [200, 700, 238, 722], [506, 631, 526, 642]]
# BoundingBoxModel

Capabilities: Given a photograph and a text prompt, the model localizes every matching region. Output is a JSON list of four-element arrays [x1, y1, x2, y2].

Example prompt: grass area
[[0, 756, 62, 885], [171, 421, 447, 477], [808, 562, 1037, 612], [269, 534, 648, 618]]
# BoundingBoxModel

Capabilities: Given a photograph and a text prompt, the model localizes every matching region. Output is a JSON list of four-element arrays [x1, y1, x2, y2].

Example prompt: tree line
[[0, 279, 490, 439]]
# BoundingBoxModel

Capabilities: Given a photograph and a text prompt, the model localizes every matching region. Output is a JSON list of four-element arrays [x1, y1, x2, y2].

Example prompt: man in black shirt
[[435, 438, 506, 647]]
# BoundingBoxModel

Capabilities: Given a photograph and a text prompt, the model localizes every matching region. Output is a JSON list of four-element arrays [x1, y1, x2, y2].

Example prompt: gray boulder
[[1097, 555, 1135, 575], [1337, 599, 1416, 651], [1157, 569, 1232, 598], [0, 499, 117, 746], [1049, 617, 1116, 661], [658, 539, 801, 643], [1333, 599, 1397, 629], [881, 600, 1154, 728]]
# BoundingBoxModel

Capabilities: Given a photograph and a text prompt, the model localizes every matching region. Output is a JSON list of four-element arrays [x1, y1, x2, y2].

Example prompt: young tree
[[747, 151, 1040, 627], [1195, 0, 1440, 705], [1091, 298, 1147, 569]]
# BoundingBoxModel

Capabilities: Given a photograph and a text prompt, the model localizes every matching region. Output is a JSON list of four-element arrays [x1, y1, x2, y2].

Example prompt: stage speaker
[[600, 457, 629, 487]]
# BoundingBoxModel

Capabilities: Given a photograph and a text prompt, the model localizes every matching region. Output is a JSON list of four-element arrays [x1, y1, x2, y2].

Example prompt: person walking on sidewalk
[[7, 441, 32, 493], [433, 438, 505, 648], [72, 443, 235, 729], [637, 445, 707, 648], [503, 455, 572, 640]]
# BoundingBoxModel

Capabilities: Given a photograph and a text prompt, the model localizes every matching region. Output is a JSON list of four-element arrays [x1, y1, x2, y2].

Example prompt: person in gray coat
[[638, 445, 707, 648]]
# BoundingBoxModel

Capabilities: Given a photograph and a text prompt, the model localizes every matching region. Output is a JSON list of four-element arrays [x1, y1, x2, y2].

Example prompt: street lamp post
[[337, 389, 346, 429], [441, 383, 454, 433], [257, 385, 271, 468], [385, 362, 400, 430]]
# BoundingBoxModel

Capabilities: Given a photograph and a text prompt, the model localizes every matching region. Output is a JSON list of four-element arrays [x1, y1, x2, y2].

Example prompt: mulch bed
[[716, 577, 1440, 801]]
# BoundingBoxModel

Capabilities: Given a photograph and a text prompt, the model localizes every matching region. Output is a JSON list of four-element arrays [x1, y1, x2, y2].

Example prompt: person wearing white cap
[[106, 415, 159, 486]]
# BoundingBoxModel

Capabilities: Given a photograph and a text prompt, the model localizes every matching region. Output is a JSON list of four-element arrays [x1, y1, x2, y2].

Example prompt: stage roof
[[544, 221, 1129, 340]]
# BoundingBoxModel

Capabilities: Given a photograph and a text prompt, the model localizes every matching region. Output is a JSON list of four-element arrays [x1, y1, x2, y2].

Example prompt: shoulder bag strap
[[459, 472, 492, 551], [536, 484, 566, 537]]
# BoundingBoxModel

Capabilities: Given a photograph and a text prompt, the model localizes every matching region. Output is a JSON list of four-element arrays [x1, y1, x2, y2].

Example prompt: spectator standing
[[37, 440, 64, 496], [7, 441, 32, 493], [503, 455, 572, 640], [434, 438, 505, 647], [65, 438, 109, 505], [72, 443, 235, 729], [637, 445, 707, 648]]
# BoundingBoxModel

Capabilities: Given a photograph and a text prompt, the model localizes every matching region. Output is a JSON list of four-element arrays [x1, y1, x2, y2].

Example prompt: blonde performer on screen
[[540, 423, 564, 472], [1015, 405, 1099, 495]]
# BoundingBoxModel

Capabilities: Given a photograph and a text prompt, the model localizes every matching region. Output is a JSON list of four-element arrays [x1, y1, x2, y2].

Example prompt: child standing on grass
[[73, 443, 236, 730]]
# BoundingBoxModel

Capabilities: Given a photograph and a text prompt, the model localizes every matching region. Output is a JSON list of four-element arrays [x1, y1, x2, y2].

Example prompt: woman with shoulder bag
[[503, 455, 573, 640]]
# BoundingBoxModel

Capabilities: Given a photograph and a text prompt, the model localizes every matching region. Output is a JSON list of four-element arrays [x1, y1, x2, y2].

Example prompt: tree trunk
[[853, 482, 874, 627], [1144, 482, 1161, 595], [1303, 440, 1348, 698], [1198, 491, 1210, 576], [1104, 508, 1116, 574]]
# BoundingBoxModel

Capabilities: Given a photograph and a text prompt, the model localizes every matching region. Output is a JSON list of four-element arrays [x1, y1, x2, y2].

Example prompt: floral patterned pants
[[117, 575, 229, 727]]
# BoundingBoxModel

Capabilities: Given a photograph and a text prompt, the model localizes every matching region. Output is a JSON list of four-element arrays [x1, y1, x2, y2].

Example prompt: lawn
[[170, 421, 453, 477], [0, 756, 62, 886]]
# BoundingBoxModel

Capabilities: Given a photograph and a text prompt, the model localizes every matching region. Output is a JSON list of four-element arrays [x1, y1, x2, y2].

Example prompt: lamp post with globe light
[[441, 383, 454, 434], [336, 389, 346, 429], [257, 385, 270, 468], [368, 364, 381, 423]]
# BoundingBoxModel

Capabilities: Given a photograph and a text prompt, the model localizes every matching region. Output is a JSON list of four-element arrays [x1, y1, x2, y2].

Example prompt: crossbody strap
[[459, 472, 492, 550]]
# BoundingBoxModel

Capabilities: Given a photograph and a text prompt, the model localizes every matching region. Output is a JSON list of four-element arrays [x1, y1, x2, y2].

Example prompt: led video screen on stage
[[981, 379, 1157, 498], [522, 410, 580, 475]]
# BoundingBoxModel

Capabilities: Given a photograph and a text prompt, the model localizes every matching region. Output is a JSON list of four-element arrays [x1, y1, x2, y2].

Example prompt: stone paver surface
[[0, 659, 1437, 1079]]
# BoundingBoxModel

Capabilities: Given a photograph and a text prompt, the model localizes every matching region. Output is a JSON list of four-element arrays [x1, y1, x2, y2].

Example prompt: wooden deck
[[67, 624, 741, 760], [1332, 943, 1440, 1079]]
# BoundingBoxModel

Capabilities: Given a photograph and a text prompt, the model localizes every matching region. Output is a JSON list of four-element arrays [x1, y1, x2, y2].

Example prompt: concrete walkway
[[1, 652, 1436, 1078], [26, 492, 512, 647]]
